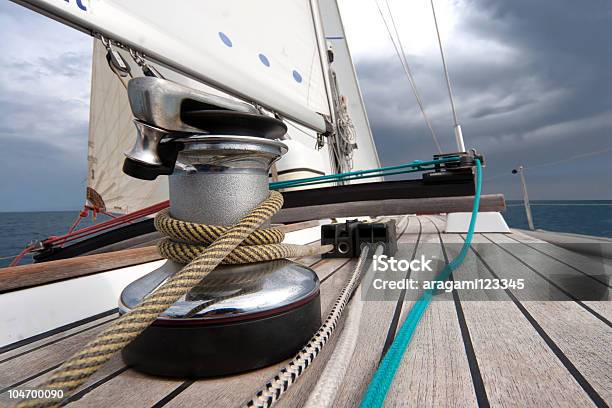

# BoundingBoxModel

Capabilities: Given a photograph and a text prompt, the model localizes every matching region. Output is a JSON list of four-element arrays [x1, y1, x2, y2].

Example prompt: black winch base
[[122, 293, 321, 378]]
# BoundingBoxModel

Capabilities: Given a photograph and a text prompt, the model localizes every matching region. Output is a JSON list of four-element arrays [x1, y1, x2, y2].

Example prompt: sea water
[[0, 211, 97, 268], [503, 200, 612, 237], [0, 200, 610, 268]]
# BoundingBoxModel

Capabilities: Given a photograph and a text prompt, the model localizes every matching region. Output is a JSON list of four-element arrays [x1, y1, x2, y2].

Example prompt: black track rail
[[282, 178, 475, 209], [34, 219, 158, 263]]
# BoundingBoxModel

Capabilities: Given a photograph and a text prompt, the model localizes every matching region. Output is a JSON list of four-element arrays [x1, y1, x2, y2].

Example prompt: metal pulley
[[122, 77, 287, 180]]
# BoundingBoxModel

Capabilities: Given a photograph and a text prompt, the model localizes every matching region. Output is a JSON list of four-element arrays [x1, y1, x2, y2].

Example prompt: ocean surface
[[0, 211, 97, 268], [503, 200, 612, 238], [0, 200, 610, 267]]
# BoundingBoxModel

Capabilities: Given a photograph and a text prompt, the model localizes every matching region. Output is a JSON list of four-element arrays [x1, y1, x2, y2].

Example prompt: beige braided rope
[[17, 191, 330, 408]]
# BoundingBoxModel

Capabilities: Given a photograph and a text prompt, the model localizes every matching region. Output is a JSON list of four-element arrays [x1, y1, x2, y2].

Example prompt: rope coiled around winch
[[155, 207, 305, 265], [17, 191, 331, 408]]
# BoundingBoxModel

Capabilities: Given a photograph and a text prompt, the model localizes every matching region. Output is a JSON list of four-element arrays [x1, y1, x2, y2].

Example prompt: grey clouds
[[0, 0, 610, 211]]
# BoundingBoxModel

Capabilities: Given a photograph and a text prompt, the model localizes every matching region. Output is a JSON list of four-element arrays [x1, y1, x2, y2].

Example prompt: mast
[[318, 0, 382, 173], [430, 0, 466, 152]]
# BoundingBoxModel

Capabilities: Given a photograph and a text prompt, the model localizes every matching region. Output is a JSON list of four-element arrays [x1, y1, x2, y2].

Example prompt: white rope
[[303, 284, 364, 408], [304, 218, 406, 408], [245, 245, 375, 408], [375, 0, 442, 153]]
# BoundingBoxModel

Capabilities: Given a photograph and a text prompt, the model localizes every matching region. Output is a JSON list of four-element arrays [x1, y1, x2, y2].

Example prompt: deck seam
[[0, 308, 118, 356], [61, 366, 129, 406], [503, 234, 611, 289], [0, 316, 119, 365], [466, 240, 608, 408], [428, 217, 490, 408], [148, 380, 194, 408], [379, 216, 422, 362], [0, 363, 62, 394], [481, 234, 611, 328], [319, 259, 352, 283]]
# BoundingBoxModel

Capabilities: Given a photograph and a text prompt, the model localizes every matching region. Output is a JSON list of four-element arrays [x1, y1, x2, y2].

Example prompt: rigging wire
[[526, 146, 612, 170], [430, 0, 459, 128], [375, 0, 443, 153], [0, 253, 25, 261], [505, 203, 612, 207], [484, 146, 612, 182]]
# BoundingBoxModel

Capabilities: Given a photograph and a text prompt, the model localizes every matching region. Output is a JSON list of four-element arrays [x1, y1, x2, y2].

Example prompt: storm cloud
[[0, 1, 91, 211], [342, 0, 611, 199], [0, 0, 610, 212]]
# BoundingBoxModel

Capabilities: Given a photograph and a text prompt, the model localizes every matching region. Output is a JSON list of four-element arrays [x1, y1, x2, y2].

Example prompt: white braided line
[[304, 284, 364, 408], [246, 247, 372, 408]]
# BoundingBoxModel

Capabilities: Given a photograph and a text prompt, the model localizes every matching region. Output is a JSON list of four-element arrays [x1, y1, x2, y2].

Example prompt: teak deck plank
[[495, 229, 612, 322], [387, 301, 478, 408], [435, 225, 606, 407], [582, 301, 612, 325], [66, 366, 184, 408], [520, 301, 612, 403], [387, 221, 478, 407], [0, 314, 119, 391], [505, 230, 612, 282], [0, 310, 117, 361], [1, 216, 611, 408], [482, 233, 611, 301], [481, 233, 611, 326], [481, 232, 611, 406], [0, 314, 121, 407], [460, 301, 596, 407], [464, 231, 610, 406], [0, 246, 162, 292]]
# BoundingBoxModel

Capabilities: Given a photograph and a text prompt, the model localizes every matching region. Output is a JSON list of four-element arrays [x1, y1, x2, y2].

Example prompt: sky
[[0, 0, 610, 212]]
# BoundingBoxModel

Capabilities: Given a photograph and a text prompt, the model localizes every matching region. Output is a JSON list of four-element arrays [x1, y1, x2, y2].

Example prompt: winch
[[119, 77, 322, 377]]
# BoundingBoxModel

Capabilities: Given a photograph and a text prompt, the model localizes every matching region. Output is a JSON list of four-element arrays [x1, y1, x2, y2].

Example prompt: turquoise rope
[[269, 156, 460, 190], [359, 158, 482, 408]]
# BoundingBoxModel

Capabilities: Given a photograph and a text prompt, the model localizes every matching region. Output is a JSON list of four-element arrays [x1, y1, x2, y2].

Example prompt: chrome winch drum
[[119, 78, 322, 377]]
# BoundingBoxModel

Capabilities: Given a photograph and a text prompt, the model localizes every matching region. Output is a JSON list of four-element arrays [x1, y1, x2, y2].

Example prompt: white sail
[[87, 40, 168, 214], [32, 0, 384, 213], [13, 0, 333, 132]]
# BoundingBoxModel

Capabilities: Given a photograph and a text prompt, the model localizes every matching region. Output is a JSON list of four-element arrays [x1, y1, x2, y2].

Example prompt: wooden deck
[[0, 216, 610, 408]]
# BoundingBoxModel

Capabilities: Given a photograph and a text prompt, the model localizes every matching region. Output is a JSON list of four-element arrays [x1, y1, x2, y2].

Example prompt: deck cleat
[[119, 78, 321, 378]]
